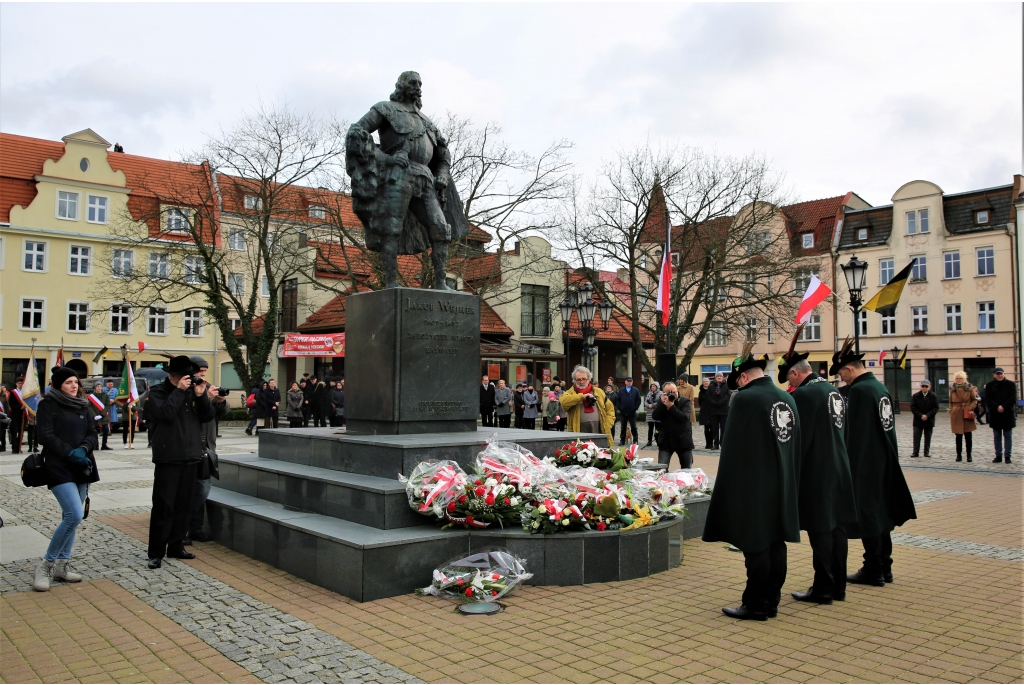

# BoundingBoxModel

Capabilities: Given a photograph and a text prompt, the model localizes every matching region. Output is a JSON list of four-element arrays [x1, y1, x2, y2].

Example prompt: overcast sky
[[1, 3, 1019, 207]]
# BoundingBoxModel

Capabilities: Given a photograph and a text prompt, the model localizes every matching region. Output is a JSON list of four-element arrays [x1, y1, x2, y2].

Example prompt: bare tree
[[99, 102, 347, 391], [559, 143, 808, 378]]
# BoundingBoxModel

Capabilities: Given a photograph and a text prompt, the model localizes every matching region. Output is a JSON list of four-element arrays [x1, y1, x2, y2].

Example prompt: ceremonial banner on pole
[[20, 348, 42, 417]]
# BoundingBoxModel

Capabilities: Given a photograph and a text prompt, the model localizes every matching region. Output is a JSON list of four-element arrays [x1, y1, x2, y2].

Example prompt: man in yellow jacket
[[559, 365, 617, 445]]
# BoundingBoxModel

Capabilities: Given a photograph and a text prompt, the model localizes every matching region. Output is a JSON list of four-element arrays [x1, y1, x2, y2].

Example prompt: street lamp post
[[560, 278, 612, 373], [840, 255, 869, 355], [890, 345, 903, 414]]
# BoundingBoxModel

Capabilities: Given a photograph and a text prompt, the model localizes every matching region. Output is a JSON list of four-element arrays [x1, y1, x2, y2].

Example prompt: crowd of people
[[244, 373, 345, 433]]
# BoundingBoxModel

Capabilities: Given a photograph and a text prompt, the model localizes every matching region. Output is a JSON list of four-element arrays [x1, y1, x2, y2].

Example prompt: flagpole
[[127, 351, 134, 449]]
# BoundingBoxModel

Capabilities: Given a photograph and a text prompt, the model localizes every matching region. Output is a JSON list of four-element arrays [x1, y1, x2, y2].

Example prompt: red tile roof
[[566, 271, 654, 344]]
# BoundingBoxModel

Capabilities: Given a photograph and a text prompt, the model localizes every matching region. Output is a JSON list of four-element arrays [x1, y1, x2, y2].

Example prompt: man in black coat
[[480, 375, 496, 427], [984, 368, 1016, 463], [301, 375, 314, 427], [513, 383, 525, 429], [616, 377, 642, 446], [650, 382, 694, 468], [145, 356, 216, 568], [310, 377, 328, 427], [704, 372, 732, 449], [909, 379, 940, 458]]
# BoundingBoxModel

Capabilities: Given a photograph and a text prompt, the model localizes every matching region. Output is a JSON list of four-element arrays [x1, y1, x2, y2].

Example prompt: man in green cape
[[831, 339, 917, 587], [778, 334, 858, 605], [703, 349, 801, 621]]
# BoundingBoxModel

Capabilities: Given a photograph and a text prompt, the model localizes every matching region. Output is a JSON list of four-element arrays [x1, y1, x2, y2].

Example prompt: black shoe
[[189, 530, 211, 542], [101, 445, 113, 451], [147, 558, 162, 569], [884, 572, 894, 584], [967, 456, 972, 463], [167, 549, 196, 560], [722, 605, 767, 621], [766, 607, 778, 618], [924, 454, 931, 458], [846, 569, 885, 587], [993, 457, 1003, 463], [245, 429, 253, 436], [833, 594, 846, 601], [1006, 457, 1012, 464], [792, 588, 833, 604], [956, 456, 962, 462], [911, 454, 919, 458], [182, 536, 192, 547]]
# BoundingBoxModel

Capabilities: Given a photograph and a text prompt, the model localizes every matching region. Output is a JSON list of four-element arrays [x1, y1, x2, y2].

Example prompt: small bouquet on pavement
[[399, 460, 468, 519], [418, 548, 533, 602]]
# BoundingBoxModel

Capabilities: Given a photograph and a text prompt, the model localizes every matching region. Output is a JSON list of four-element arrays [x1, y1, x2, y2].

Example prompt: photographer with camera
[[182, 356, 229, 546], [651, 382, 695, 468], [558, 365, 616, 445], [32, 367, 100, 591], [145, 356, 217, 569]]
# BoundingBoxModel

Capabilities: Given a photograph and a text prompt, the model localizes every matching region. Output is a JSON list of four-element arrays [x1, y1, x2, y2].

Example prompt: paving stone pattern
[[0, 477, 420, 684], [911, 489, 972, 504], [890, 532, 1024, 563]]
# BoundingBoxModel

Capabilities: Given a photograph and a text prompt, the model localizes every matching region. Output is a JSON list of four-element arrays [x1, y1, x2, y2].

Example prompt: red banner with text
[[280, 333, 345, 357]]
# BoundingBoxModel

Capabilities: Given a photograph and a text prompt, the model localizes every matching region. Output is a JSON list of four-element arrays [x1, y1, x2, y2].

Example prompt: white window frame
[[309, 205, 326, 220], [943, 251, 960, 280], [766, 317, 774, 343], [857, 228, 868, 241], [183, 255, 204, 284], [148, 251, 170, 279], [23, 240, 47, 273], [147, 306, 168, 336], [111, 249, 133, 278], [911, 306, 928, 333], [743, 317, 758, 342], [165, 207, 190, 233], [56, 190, 79, 221], [905, 208, 929, 235], [260, 275, 270, 298], [799, 314, 822, 342], [978, 302, 995, 331], [86, 195, 108, 224], [68, 244, 92, 276], [705, 325, 727, 347], [110, 304, 132, 334], [857, 310, 868, 336], [945, 304, 962, 333], [976, 246, 995, 276], [244, 195, 262, 211], [227, 228, 245, 251], [227, 272, 245, 297], [910, 255, 927, 282], [20, 298, 45, 331], [793, 269, 816, 293], [879, 258, 894, 285], [67, 301, 90, 332], [183, 308, 204, 337], [881, 313, 896, 336], [801, 233, 814, 249], [229, 317, 241, 331], [976, 210, 989, 224]]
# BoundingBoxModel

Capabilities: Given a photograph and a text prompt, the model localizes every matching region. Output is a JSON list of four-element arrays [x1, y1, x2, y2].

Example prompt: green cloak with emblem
[[702, 351, 801, 553]]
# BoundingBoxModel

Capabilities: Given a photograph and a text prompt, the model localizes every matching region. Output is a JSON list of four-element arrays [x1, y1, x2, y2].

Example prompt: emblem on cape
[[878, 396, 895, 431], [769, 401, 795, 442], [828, 391, 845, 429]]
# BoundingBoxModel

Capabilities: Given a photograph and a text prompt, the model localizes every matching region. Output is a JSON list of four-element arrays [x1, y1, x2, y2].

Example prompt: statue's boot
[[432, 240, 452, 290], [381, 238, 400, 289]]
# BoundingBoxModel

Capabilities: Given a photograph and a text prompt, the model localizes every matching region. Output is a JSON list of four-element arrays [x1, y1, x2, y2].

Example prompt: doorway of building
[[926, 359, 949, 404], [963, 358, 996, 391]]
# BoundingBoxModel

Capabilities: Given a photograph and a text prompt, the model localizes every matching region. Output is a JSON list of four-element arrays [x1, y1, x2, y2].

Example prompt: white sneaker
[[32, 559, 54, 592], [53, 559, 82, 583]]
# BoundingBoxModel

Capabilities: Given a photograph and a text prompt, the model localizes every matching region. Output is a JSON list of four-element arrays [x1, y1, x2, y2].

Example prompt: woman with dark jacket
[[651, 382, 695, 468], [33, 367, 99, 592], [286, 382, 305, 428], [329, 382, 345, 427]]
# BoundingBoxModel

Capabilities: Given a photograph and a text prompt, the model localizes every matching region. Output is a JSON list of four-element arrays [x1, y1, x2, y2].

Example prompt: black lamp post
[[890, 345, 903, 414], [840, 255, 869, 354], [560, 277, 612, 370]]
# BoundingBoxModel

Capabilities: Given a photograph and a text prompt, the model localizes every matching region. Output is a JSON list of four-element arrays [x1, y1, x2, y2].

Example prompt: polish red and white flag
[[878, 349, 887, 366], [138, 341, 149, 354], [794, 274, 832, 325], [655, 221, 672, 327]]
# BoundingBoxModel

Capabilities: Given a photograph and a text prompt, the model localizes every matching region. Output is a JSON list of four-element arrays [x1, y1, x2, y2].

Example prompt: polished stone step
[[217, 455, 421, 530]]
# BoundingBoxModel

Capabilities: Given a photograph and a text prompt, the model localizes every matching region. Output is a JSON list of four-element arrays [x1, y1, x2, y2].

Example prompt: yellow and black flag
[[898, 345, 908, 369], [862, 260, 915, 316]]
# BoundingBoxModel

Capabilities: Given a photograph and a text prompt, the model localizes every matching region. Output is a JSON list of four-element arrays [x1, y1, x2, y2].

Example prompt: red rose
[[485, 494, 496, 506], [596, 521, 607, 531], [456, 577, 464, 585], [569, 446, 577, 454], [475, 487, 485, 496], [465, 588, 473, 596], [466, 515, 475, 523], [447, 501, 456, 512], [474, 479, 482, 486], [491, 573, 500, 580], [491, 590, 498, 596], [503, 497, 511, 505], [459, 495, 467, 503]]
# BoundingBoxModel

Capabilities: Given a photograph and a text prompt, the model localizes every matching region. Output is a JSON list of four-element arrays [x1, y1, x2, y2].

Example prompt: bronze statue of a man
[[346, 71, 470, 289]]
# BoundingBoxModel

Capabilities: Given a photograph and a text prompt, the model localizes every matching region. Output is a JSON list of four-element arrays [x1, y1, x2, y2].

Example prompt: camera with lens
[[190, 374, 205, 387], [582, 395, 595, 409], [217, 387, 230, 397], [665, 392, 677, 401]]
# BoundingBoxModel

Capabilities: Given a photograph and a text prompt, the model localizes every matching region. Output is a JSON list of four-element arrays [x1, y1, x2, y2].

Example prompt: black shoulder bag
[[21, 452, 47, 488]]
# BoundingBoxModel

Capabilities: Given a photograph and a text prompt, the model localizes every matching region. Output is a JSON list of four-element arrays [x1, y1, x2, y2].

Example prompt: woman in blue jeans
[[32, 367, 100, 591]]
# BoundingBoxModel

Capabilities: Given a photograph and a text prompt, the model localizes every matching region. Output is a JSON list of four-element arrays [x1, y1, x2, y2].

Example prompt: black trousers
[[742, 541, 787, 612], [912, 426, 933, 456], [522, 418, 536, 430], [860, 530, 893, 577], [702, 423, 713, 448], [646, 422, 657, 444], [148, 462, 199, 559], [618, 415, 638, 444], [312, 411, 327, 428], [497, 414, 511, 428], [710, 415, 726, 447], [302, 407, 311, 427], [481, 410, 494, 427], [657, 449, 693, 469], [955, 432, 973, 456], [514, 412, 523, 429], [808, 526, 848, 598]]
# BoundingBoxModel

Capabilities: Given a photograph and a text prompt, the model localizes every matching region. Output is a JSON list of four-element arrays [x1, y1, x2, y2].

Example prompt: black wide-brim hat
[[777, 351, 810, 384], [828, 345, 865, 376], [166, 355, 199, 375], [727, 354, 768, 390]]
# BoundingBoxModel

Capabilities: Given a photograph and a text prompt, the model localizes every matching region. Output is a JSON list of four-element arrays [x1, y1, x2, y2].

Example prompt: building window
[[906, 208, 929, 235], [309, 205, 325, 220], [945, 304, 961, 332], [910, 255, 927, 282], [166, 208, 190, 233], [148, 252, 170, 279], [21, 299, 44, 330], [976, 247, 994, 276], [183, 309, 203, 337], [857, 228, 868, 241], [67, 302, 90, 332], [227, 273, 245, 296], [227, 229, 245, 251], [741, 273, 756, 298], [881, 313, 896, 336], [111, 249, 133, 277], [801, 233, 814, 249], [229, 317, 241, 330], [744, 317, 758, 342], [793, 269, 815, 293], [943, 251, 960, 279], [244, 195, 262, 210], [86, 195, 108, 223], [184, 255, 204, 284], [521, 284, 550, 337], [857, 309, 868, 336], [110, 304, 131, 333], [799, 314, 822, 341], [24, 241, 46, 271], [671, 252, 679, 266], [261, 275, 270, 298], [978, 302, 995, 331], [879, 258, 894, 285], [705, 325, 727, 347], [79, 158, 90, 172], [976, 210, 989, 224], [766, 317, 774, 343], [68, 245, 91, 275], [148, 307, 167, 335], [912, 306, 928, 333], [57, 191, 79, 220]]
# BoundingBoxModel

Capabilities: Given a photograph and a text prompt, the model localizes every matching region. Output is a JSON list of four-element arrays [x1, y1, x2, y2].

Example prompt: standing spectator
[[513, 383, 525, 428], [0, 384, 9, 452], [311, 377, 328, 427], [286, 382, 305, 428], [9, 378, 26, 453], [32, 367, 100, 591], [605, 377, 619, 395], [651, 382, 694, 468], [644, 381, 662, 447], [245, 385, 261, 435], [145, 356, 215, 569], [480, 376, 496, 427], [554, 380, 567, 431], [985, 368, 1016, 463], [616, 377, 642, 445], [330, 379, 345, 427], [253, 382, 268, 434], [909, 379, 939, 458], [184, 356, 228, 546], [301, 376, 314, 427], [705, 372, 732, 449], [521, 385, 539, 430], [975, 384, 988, 425], [948, 372, 978, 463], [494, 379, 513, 428], [559, 365, 616, 445], [262, 379, 281, 430], [89, 382, 113, 450], [676, 376, 698, 425], [104, 379, 119, 443], [543, 390, 560, 430]]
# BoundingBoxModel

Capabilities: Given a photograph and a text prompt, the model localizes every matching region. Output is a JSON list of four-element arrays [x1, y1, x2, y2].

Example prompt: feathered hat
[[776, 325, 810, 384], [828, 336, 865, 376], [727, 342, 769, 390]]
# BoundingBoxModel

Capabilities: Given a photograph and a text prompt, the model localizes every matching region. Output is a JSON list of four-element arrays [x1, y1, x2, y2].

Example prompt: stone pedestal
[[345, 288, 480, 435]]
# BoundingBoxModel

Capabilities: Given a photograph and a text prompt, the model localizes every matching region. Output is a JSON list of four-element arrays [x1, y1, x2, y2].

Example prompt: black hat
[[50, 366, 78, 389], [189, 355, 210, 369], [828, 337, 865, 376], [166, 355, 199, 375], [727, 344, 769, 390], [777, 325, 811, 384]]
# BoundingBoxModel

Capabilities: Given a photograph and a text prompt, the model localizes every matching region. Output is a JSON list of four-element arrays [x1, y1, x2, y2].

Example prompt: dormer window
[[977, 210, 989, 224], [906, 208, 929, 235], [309, 205, 325, 220], [857, 228, 868, 241], [166, 208, 190, 233], [801, 233, 813, 249], [244, 195, 262, 210]]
